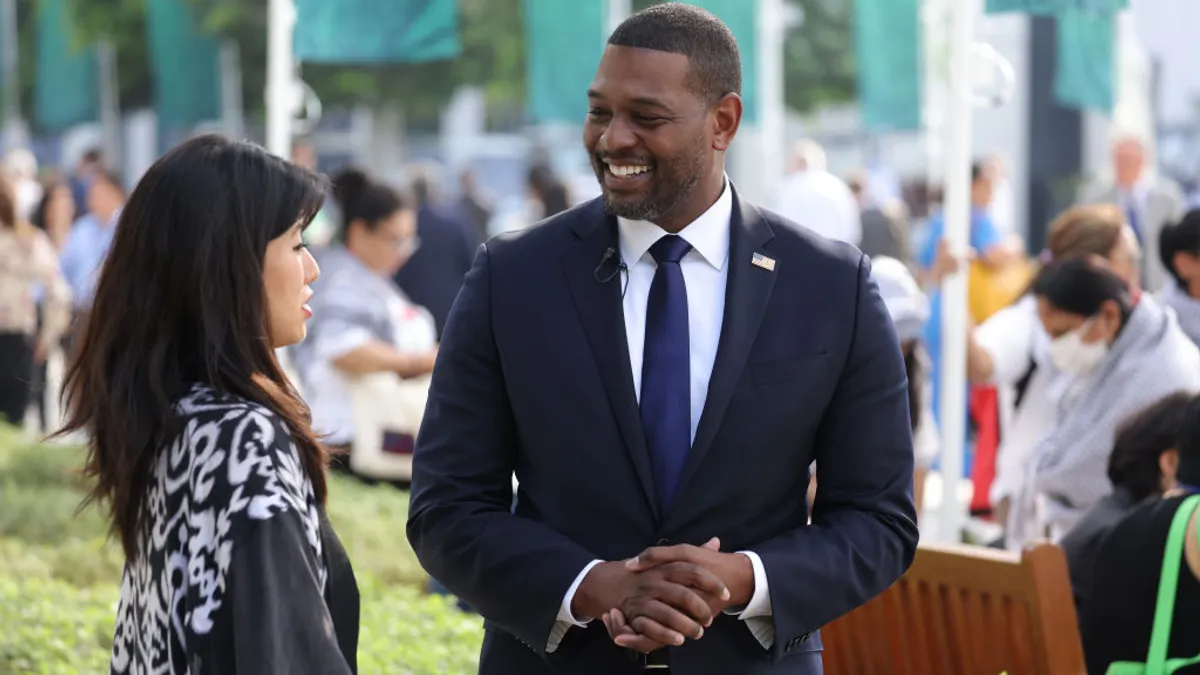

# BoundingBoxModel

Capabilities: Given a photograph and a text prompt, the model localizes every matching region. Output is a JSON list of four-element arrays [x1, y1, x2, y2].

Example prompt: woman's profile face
[[263, 222, 319, 348]]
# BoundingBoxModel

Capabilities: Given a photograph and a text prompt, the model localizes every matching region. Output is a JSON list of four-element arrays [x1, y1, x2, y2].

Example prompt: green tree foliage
[[14, 0, 855, 126], [29, 0, 525, 121], [631, 0, 857, 115]]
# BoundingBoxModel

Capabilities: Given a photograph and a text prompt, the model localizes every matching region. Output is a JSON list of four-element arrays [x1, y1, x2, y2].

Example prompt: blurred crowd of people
[[772, 133, 1200, 669], [3, 128, 1199, 669]]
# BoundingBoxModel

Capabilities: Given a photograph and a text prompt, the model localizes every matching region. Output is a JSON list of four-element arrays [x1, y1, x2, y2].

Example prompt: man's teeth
[[608, 164, 651, 177]]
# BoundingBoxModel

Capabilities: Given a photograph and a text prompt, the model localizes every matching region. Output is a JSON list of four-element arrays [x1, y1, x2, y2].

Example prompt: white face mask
[[1048, 316, 1109, 375]]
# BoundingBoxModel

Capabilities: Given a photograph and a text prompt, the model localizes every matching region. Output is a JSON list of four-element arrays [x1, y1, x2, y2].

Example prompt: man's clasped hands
[[571, 538, 756, 653]]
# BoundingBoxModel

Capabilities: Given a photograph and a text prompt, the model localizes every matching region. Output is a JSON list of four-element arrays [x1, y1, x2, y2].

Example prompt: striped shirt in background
[[290, 246, 436, 446]]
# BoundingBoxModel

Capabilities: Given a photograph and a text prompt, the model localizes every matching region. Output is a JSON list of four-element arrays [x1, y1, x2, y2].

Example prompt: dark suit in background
[[393, 203, 480, 339], [407, 191, 919, 674]]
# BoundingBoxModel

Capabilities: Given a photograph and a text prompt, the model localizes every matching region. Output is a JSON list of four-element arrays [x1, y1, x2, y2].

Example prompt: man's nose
[[600, 116, 638, 153]]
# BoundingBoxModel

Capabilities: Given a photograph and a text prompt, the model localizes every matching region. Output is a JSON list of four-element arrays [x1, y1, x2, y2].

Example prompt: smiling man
[[406, 4, 918, 674]]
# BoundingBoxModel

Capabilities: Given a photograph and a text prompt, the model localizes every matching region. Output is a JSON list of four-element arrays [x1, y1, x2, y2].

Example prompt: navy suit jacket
[[406, 189, 918, 675]]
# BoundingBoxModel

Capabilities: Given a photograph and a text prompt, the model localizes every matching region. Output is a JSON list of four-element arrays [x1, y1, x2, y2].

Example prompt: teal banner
[[854, 0, 922, 132], [522, 0, 607, 124], [294, 0, 460, 64], [1053, 7, 1115, 111], [687, 0, 759, 125], [986, 0, 1128, 13], [34, 0, 98, 131], [146, 0, 222, 129]]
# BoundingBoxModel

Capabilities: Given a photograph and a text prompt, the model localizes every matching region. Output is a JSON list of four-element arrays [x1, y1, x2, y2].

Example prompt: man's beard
[[595, 146, 707, 224]]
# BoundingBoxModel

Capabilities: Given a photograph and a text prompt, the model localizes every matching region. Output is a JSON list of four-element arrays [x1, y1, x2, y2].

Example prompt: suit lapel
[[561, 204, 660, 519], [672, 193, 776, 510]]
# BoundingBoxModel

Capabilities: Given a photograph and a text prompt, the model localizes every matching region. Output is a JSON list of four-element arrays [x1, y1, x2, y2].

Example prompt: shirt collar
[[617, 177, 732, 271]]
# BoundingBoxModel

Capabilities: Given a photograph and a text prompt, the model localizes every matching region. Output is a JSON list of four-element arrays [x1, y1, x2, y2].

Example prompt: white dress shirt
[[548, 180, 775, 652]]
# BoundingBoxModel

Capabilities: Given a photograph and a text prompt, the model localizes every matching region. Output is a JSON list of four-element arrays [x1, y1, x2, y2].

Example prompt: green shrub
[[0, 575, 484, 674], [0, 537, 124, 588], [0, 576, 115, 675], [326, 475, 429, 587], [358, 579, 483, 674], [0, 427, 486, 673]]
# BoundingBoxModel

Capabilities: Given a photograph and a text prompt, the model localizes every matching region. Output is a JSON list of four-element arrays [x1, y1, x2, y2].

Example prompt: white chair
[[346, 372, 431, 482]]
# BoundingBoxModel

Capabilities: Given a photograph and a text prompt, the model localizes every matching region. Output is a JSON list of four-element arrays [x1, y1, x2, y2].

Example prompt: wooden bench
[[822, 542, 1085, 675]]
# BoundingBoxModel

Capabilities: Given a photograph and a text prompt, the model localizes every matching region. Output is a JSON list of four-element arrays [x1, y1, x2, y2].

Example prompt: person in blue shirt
[[59, 171, 125, 315], [918, 162, 1021, 433]]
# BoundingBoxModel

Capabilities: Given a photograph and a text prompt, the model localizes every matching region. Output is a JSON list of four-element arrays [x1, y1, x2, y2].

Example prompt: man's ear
[[710, 93, 742, 153]]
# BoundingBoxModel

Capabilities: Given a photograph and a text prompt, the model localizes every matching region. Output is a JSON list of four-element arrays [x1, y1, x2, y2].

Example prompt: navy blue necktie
[[641, 234, 693, 512]]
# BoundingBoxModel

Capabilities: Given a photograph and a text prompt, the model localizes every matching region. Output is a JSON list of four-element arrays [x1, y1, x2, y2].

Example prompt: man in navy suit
[[406, 5, 918, 673]]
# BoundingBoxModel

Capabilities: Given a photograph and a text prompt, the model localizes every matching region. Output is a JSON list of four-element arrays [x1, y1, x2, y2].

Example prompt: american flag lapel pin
[[751, 252, 776, 272]]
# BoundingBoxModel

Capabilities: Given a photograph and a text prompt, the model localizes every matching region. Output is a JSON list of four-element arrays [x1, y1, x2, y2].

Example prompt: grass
[[0, 424, 483, 674]]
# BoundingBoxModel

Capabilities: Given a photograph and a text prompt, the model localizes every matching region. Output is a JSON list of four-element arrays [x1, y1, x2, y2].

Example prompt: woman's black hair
[[331, 167, 406, 234], [55, 133, 330, 561], [1031, 257, 1133, 323], [1108, 392, 1192, 501], [1158, 209, 1200, 287]]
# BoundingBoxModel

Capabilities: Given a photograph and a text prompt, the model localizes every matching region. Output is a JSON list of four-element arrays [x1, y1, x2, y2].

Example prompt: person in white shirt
[[768, 139, 861, 245], [292, 168, 437, 451]]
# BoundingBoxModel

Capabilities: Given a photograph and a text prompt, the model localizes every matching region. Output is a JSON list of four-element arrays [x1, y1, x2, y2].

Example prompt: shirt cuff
[[547, 559, 603, 653], [725, 551, 772, 619], [724, 551, 774, 649]]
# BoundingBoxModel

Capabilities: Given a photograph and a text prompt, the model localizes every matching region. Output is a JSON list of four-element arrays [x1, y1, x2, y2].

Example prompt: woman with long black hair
[[57, 134, 359, 674]]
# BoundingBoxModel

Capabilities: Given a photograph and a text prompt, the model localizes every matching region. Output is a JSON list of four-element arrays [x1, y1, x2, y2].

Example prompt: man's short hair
[[607, 3, 742, 105]]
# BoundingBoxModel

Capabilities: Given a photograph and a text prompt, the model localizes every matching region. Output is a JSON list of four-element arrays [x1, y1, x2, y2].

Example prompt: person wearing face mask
[[1017, 257, 1200, 542], [963, 204, 1141, 549]]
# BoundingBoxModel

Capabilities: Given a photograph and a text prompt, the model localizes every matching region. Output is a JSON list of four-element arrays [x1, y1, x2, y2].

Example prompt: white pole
[[0, 0, 21, 150], [936, 0, 979, 544], [266, 0, 296, 158], [96, 40, 122, 172], [220, 40, 245, 140], [757, 0, 786, 197], [607, 0, 632, 34], [921, 0, 947, 188]]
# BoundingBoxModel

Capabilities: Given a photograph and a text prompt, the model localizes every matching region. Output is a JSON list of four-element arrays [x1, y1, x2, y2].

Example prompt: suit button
[[656, 538, 670, 546]]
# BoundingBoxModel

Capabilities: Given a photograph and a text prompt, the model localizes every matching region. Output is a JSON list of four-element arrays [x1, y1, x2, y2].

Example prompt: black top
[[109, 384, 359, 674], [1079, 495, 1200, 674], [1061, 485, 1140, 615]]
